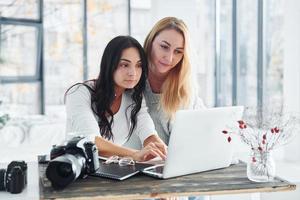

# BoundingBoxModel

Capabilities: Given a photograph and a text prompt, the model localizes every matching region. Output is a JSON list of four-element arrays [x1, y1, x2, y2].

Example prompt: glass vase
[[247, 149, 276, 182]]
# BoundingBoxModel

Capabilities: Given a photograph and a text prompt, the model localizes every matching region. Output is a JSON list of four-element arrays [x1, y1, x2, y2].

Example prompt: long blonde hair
[[144, 17, 192, 118]]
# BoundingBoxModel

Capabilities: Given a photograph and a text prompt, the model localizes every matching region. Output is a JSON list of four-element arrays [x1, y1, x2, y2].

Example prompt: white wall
[[283, 0, 300, 162]]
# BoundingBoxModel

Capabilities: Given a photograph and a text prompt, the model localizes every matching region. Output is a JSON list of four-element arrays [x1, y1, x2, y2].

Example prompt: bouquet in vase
[[222, 107, 300, 182]]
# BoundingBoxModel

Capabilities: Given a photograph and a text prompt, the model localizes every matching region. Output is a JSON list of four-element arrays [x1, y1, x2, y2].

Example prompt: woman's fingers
[[143, 150, 159, 161], [149, 142, 167, 159], [143, 149, 160, 161], [143, 135, 168, 156], [143, 143, 166, 161], [153, 142, 168, 155], [135, 142, 168, 161], [152, 146, 167, 160]]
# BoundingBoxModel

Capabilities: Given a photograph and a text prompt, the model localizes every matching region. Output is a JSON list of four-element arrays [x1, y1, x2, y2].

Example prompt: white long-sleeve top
[[65, 84, 157, 146]]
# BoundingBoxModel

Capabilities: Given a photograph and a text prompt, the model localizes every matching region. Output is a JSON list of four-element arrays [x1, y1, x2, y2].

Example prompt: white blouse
[[65, 84, 157, 146]]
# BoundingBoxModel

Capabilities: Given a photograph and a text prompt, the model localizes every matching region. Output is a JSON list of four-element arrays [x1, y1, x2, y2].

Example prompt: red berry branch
[[222, 109, 300, 155]]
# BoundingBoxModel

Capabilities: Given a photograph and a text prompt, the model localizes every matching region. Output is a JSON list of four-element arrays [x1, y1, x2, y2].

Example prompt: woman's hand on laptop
[[136, 134, 168, 161], [144, 135, 167, 154], [131, 135, 167, 161], [132, 143, 167, 161]]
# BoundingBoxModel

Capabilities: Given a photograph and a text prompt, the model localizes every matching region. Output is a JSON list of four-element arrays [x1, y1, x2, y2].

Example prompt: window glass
[[43, 0, 83, 111], [0, 25, 38, 77], [0, 0, 39, 19], [264, 0, 284, 109], [0, 82, 41, 115], [236, 0, 258, 107], [217, 0, 233, 106], [87, 0, 129, 79]]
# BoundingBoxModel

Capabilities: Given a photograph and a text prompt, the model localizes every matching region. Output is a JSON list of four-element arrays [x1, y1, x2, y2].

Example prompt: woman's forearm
[[94, 136, 138, 158]]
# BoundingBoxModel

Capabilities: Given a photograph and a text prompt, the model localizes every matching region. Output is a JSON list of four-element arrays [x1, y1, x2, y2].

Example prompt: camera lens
[[46, 154, 85, 189], [0, 169, 6, 191], [56, 163, 73, 178]]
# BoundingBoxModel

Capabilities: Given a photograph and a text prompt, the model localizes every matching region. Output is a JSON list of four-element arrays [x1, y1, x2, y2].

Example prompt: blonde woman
[[125, 17, 205, 149], [142, 16, 205, 145]]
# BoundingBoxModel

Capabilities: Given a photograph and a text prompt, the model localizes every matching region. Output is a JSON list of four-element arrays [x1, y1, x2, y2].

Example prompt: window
[[0, 0, 43, 114], [0, 25, 39, 78]]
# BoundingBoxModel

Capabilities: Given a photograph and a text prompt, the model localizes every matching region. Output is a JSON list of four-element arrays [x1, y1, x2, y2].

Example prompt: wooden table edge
[[40, 183, 296, 200]]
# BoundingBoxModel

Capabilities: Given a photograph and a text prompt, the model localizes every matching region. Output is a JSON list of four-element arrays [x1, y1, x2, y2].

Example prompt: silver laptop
[[142, 106, 244, 179]]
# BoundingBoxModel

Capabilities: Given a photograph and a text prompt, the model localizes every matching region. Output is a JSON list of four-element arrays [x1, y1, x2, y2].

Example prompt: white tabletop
[[0, 162, 39, 200]]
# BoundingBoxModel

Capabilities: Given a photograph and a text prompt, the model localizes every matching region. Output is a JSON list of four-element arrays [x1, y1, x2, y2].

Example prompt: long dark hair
[[65, 36, 148, 141]]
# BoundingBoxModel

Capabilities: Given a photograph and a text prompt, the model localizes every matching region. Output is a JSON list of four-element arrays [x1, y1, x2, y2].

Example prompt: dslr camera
[[0, 161, 27, 194], [46, 136, 99, 189]]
